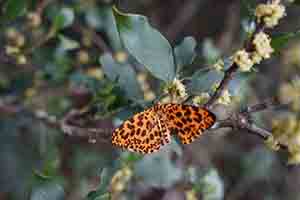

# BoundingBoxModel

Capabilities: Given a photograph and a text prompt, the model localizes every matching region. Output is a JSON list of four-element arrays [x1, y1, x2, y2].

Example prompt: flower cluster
[[255, 0, 286, 28], [233, 31, 274, 72], [211, 83, 232, 105], [217, 89, 232, 105], [213, 59, 225, 72], [193, 93, 210, 106], [232, 1, 286, 72], [252, 32, 274, 60], [279, 77, 300, 111], [185, 189, 198, 200], [110, 166, 133, 196], [163, 78, 187, 103], [283, 43, 300, 68], [5, 28, 27, 65], [233, 50, 253, 72], [114, 51, 128, 63], [86, 67, 104, 80], [266, 115, 300, 164]]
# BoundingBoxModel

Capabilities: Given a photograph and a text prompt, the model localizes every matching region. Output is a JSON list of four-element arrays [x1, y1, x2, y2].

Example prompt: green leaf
[[99, 53, 143, 101], [52, 7, 75, 31], [30, 182, 65, 200], [134, 140, 182, 187], [86, 168, 116, 200], [113, 7, 175, 82], [198, 169, 224, 200], [190, 69, 224, 94], [57, 35, 80, 52], [240, 0, 256, 19], [2, 0, 27, 21], [85, 6, 122, 51], [174, 36, 197, 73], [271, 30, 300, 54], [202, 39, 221, 64]]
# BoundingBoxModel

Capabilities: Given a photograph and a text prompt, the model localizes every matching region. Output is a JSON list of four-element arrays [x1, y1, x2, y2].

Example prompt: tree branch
[[212, 100, 288, 149], [240, 97, 280, 114], [60, 109, 113, 143], [204, 23, 265, 109]]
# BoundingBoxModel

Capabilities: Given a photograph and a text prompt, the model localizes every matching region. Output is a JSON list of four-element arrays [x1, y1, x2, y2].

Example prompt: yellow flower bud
[[27, 12, 42, 28], [77, 50, 90, 64], [255, 1, 286, 28], [193, 93, 210, 106], [16, 55, 27, 65], [86, 67, 104, 80], [233, 50, 254, 72], [114, 51, 128, 63]]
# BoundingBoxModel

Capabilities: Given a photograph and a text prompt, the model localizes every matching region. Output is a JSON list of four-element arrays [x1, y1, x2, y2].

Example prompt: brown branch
[[204, 63, 239, 109], [0, 100, 112, 143], [240, 97, 280, 114], [204, 22, 265, 109], [61, 109, 113, 143], [213, 100, 287, 149]]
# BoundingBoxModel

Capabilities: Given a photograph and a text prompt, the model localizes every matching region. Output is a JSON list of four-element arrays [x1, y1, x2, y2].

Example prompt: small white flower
[[193, 93, 211, 106], [233, 50, 254, 72], [114, 51, 128, 63], [251, 52, 263, 64], [137, 72, 147, 83], [252, 32, 274, 59], [5, 45, 20, 55], [144, 90, 156, 101], [213, 59, 224, 71], [110, 166, 133, 193], [185, 190, 197, 200], [217, 89, 231, 105], [255, 0, 286, 28], [16, 55, 27, 65], [86, 67, 104, 80], [164, 78, 187, 101]]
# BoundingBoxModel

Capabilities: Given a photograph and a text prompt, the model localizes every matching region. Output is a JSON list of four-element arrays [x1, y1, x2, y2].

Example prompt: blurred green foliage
[[0, 0, 300, 200]]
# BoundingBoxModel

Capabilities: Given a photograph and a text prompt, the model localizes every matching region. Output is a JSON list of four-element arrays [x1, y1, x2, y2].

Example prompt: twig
[[204, 63, 239, 109], [61, 109, 113, 143], [212, 100, 288, 149], [244, 123, 273, 139], [240, 97, 280, 114], [204, 22, 265, 109]]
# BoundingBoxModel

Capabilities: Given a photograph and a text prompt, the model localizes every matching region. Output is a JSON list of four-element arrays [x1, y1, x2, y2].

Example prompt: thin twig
[[61, 109, 113, 143], [204, 63, 239, 109], [212, 100, 288, 149], [241, 97, 280, 114], [243, 123, 272, 139], [204, 23, 265, 109]]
